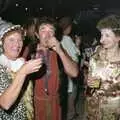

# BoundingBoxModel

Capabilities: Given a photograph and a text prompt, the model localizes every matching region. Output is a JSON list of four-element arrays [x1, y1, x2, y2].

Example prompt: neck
[[105, 46, 120, 61], [4, 53, 17, 61]]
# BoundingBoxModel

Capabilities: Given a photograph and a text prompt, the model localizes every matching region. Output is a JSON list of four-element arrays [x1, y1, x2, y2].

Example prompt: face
[[100, 28, 120, 49], [75, 35, 81, 47], [3, 31, 23, 60], [37, 24, 55, 48], [63, 25, 72, 35], [27, 25, 35, 37]]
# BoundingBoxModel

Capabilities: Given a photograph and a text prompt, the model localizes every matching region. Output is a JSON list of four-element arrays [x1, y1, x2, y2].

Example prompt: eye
[[19, 38, 23, 42], [39, 29, 44, 32], [9, 38, 15, 42], [49, 30, 54, 34], [105, 33, 110, 38], [39, 26, 45, 31]]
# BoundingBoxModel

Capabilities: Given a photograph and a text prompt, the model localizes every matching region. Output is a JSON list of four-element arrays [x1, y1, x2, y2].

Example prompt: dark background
[[0, 0, 120, 24]]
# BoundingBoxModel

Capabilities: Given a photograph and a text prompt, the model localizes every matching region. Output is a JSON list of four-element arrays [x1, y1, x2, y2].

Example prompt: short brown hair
[[35, 16, 57, 34], [97, 15, 120, 36], [59, 16, 72, 30]]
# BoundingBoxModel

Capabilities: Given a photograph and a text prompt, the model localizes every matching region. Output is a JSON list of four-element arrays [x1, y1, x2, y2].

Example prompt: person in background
[[74, 35, 82, 50], [28, 16, 79, 120], [21, 17, 39, 60], [58, 16, 80, 120], [72, 22, 101, 120], [0, 18, 42, 120], [72, 33, 87, 120], [86, 15, 120, 120]]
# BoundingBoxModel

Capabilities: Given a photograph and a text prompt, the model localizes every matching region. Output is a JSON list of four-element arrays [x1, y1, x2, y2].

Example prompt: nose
[[14, 40, 22, 47], [100, 36, 104, 44], [45, 31, 52, 38]]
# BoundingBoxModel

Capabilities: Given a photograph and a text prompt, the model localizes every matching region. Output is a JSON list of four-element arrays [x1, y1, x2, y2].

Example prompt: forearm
[[47, 37, 79, 77], [0, 58, 42, 110], [58, 47, 79, 77], [0, 73, 26, 110]]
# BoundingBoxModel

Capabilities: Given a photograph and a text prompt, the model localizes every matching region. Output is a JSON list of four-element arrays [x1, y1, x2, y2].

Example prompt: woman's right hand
[[87, 75, 100, 88], [18, 58, 42, 75]]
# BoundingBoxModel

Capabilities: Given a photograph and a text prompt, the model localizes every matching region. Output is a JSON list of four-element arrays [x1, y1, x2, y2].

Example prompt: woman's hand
[[18, 58, 42, 75], [87, 75, 101, 88]]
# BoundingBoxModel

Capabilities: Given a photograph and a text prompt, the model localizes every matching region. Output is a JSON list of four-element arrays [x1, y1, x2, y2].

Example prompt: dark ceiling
[[0, 0, 120, 24]]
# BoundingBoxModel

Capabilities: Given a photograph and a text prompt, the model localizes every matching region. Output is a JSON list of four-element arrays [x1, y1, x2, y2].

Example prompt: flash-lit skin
[[3, 32, 23, 60], [100, 28, 120, 49], [36, 23, 79, 77], [37, 24, 55, 48]]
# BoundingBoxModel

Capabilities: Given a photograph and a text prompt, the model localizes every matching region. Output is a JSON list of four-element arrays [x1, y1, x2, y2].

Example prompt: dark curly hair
[[35, 16, 62, 41], [35, 16, 57, 33]]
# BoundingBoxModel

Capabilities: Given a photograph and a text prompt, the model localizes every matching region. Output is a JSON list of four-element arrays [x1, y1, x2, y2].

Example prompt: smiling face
[[100, 28, 120, 49], [3, 31, 23, 60], [37, 24, 55, 48]]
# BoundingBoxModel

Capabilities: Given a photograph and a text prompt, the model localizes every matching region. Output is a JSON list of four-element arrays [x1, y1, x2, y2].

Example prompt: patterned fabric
[[0, 65, 27, 120], [0, 54, 34, 120], [86, 47, 120, 120], [23, 80, 34, 120]]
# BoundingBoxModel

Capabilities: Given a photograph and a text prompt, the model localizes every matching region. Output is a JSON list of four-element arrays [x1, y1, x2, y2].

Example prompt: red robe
[[34, 51, 61, 120]]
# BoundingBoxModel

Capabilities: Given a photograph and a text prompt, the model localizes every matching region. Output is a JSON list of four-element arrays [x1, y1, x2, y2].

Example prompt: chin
[[11, 54, 19, 59]]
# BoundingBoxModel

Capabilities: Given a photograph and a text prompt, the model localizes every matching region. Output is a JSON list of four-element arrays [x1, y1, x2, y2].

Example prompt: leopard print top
[[0, 64, 27, 120]]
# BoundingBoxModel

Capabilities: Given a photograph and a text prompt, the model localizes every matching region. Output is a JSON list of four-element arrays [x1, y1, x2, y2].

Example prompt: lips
[[11, 47, 21, 53]]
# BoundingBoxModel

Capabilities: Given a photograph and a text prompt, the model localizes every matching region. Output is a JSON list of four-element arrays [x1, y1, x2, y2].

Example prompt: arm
[[0, 58, 42, 110], [47, 37, 79, 77], [57, 46, 79, 77], [0, 70, 26, 110]]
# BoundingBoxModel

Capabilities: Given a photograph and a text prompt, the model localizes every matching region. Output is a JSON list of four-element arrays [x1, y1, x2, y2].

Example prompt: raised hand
[[19, 58, 42, 75], [87, 75, 101, 88], [47, 36, 61, 53]]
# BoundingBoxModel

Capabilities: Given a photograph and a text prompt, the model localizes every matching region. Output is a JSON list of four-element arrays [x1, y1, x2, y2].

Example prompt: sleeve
[[0, 65, 12, 96], [61, 36, 80, 63]]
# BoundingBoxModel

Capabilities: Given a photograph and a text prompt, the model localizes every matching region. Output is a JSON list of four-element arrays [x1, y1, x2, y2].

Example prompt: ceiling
[[0, 0, 120, 23]]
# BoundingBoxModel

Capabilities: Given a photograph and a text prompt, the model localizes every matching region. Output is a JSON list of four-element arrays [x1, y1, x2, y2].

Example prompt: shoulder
[[18, 57, 25, 63], [0, 54, 6, 63], [61, 35, 73, 43], [61, 35, 77, 49]]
